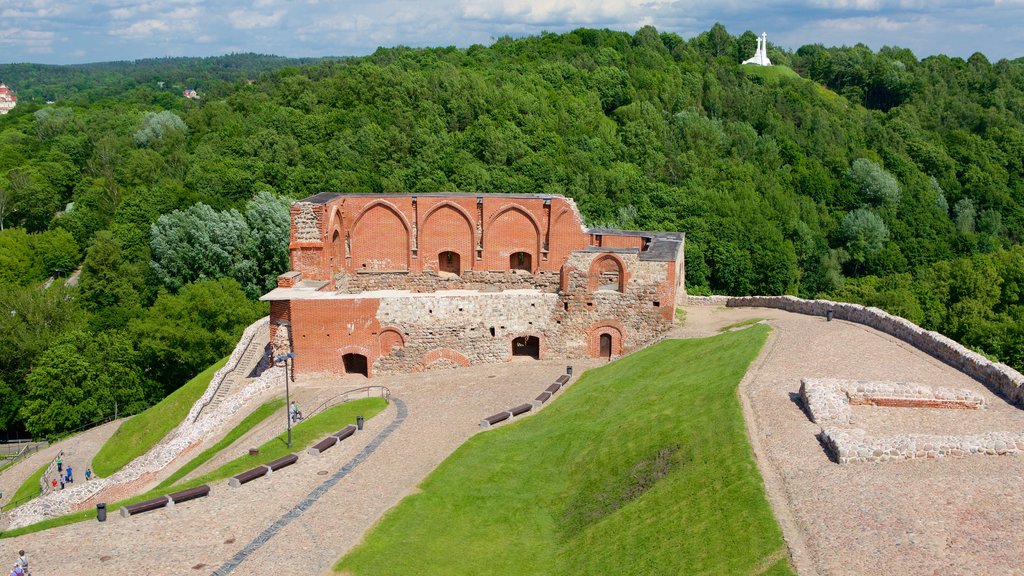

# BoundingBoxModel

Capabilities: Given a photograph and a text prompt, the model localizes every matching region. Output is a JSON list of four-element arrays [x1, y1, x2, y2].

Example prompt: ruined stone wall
[[334, 269, 561, 294], [373, 292, 563, 373], [722, 295, 1024, 406]]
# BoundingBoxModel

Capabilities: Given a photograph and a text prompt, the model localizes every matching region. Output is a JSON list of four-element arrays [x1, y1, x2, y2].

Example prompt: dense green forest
[[2, 25, 1023, 438]]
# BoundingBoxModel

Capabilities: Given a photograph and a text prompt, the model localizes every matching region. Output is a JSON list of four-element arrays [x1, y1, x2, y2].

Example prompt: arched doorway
[[512, 336, 540, 359], [438, 251, 460, 275], [600, 333, 612, 359], [342, 353, 368, 376], [510, 251, 531, 272]]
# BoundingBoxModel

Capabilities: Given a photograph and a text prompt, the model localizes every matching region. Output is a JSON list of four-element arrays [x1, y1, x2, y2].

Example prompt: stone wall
[[822, 428, 1024, 464], [684, 295, 731, 306], [723, 295, 1024, 406], [334, 269, 561, 294]]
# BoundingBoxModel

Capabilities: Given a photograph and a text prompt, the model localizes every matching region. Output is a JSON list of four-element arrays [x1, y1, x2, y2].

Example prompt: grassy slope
[[156, 398, 285, 490], [92, 357, 229, 477], [1, 396, 388, 539], [338, 325, 790, 576]]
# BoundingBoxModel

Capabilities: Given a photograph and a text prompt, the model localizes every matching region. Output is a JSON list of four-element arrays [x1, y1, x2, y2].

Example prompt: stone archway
[[512, 336, 540, 359], [342, 353, 368, 376]]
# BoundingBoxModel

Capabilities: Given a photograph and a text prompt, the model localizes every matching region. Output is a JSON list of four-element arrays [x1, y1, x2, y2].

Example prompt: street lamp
[[275, 352, 296, 447]]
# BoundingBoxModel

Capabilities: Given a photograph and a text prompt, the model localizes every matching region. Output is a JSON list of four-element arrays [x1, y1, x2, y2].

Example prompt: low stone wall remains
[[722, 295, 1024, 405], [799, 378, 985, 427], [822, 428, 1024, 464], [684, 295, 731, 306]]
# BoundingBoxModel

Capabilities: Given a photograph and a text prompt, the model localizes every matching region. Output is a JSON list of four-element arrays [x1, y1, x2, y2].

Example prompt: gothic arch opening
[[591, 255, 625, 292], [512, 336, 540, 359], [331, 229, 343, 271], [342, 353, 369, 376]]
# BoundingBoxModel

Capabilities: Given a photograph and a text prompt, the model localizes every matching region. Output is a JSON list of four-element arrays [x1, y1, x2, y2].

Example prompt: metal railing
[[300, 386, 391, 423], [193, 326, 269, 423]]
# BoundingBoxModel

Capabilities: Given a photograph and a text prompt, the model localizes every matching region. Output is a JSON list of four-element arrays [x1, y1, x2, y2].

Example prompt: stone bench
[[168, 485, 210, 504], [266, 454, 298, 472], [545, 383, 562, 394], [555, 374, 570, 385], [308, 436, 338, 456], [480, 411, 511, 428], [510, 403, 532, 417], [333, 425, 356, 441], [229, 465, 270, 487], [119, 495, 170, 518], [532, 391, 552, 407]]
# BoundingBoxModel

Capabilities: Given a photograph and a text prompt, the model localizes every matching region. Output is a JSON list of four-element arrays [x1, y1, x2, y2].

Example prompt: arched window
[[438, 251, 461, 275], [509, 251, 532, 272], [591, 255, 625, 292]]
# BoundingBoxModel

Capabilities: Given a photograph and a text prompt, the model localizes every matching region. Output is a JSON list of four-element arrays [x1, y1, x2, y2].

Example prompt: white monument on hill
[[742, 32, 772, 66]]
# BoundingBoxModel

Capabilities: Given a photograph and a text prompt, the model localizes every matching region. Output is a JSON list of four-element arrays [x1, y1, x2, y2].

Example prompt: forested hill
[[0, 53, 330, 104], [2, 25, 1023, 438]]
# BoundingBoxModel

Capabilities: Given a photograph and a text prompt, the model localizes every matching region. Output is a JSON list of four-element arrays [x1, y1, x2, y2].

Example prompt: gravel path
[[688, 305, 1024, 576], [1, 358, 592, 575]]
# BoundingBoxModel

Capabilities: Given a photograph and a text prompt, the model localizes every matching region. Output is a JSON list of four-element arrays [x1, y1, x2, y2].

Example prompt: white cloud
[[111, 18, 172, 38], [461, 0, 679, 24], [228, 9, 286, 29], [0, 27, 56, 50]]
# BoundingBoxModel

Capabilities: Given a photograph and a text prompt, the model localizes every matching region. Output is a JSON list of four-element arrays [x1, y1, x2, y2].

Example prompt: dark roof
[[297, 192, 342, 204]]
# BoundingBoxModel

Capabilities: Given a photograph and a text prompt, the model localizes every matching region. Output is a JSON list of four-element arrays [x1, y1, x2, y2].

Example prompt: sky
[[1, 0, 1023, 66]]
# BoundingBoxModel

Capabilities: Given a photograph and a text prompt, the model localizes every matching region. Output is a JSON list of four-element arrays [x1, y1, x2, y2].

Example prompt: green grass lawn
[[337, 325, 792, 576], [1, 396, 388, 539], [156, 398, 285, 490], [92, 357, 229, 477], [2, 462, 48, 512]]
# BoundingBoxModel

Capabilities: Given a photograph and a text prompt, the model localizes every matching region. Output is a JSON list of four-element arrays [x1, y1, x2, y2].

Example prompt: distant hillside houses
[[0, 82, 16, 114], [183, 88, 199, 99]]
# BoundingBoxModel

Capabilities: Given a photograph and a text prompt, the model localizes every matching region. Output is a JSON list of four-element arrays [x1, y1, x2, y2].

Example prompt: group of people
[[49, 453, 92, 492], [9, 550, 28, 576]]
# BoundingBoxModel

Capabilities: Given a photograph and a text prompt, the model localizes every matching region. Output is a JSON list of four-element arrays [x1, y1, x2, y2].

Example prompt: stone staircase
[[194, 324, 270, 421]]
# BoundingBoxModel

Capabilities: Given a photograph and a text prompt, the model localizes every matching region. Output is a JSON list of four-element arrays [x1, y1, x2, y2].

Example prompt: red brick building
[[261, 193, 685, 377]]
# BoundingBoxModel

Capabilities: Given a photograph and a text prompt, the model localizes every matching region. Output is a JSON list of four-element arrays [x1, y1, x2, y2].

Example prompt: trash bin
[[356, 416, 364, 430], [566, 366, 573, 376], [97, 502, 107, 522], [826, 309, 834, 322]]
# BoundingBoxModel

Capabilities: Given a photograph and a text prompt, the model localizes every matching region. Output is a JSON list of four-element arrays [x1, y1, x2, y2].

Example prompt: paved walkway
[[1, 358, 592, 575]]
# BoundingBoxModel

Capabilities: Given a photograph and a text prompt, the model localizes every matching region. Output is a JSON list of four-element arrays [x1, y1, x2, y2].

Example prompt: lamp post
[[275, 352, 296, 447]]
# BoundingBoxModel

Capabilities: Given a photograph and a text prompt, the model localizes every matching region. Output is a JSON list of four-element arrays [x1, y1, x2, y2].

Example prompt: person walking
[[16, 550, 28, 575], [56, 454, 62, 473], [50, 479, 57, 490], [66, 466, 73, 484], [85, 467, 92, 481]]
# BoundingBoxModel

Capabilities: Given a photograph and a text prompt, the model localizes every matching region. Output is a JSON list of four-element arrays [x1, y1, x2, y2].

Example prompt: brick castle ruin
[[261, 193, 685, 377]]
